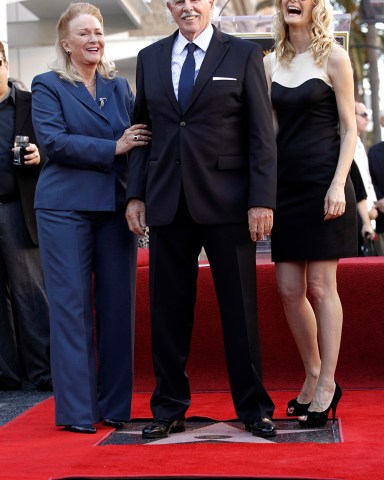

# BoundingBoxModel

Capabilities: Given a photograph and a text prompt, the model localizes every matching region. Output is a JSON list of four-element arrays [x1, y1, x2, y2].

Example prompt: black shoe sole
[[251, 430, 277, 438]]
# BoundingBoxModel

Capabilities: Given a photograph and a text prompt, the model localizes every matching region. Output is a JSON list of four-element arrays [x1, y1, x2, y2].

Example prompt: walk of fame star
[[100, 419, 342, 446]]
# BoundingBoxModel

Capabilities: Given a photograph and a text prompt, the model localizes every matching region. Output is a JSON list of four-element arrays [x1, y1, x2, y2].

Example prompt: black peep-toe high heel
[[286, 398, 311, 417], [298, 383, 342, 428]]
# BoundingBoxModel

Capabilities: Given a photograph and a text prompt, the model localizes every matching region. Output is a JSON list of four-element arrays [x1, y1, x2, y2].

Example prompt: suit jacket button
[[176, 159, 180, 165], [180, 121, 186, 127]]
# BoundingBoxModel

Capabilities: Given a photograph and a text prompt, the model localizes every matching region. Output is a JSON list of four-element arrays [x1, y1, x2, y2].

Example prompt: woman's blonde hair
[[272, 0, 335, 66], [50, 2, 117, 83]]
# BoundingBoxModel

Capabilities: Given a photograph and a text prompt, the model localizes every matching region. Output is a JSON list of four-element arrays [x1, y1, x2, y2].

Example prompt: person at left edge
[[31, 2, 151, 434], [0, 41, 51, 392]]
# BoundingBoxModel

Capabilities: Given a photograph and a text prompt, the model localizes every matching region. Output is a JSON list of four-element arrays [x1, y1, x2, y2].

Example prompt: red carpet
[[1, 254, 382, 479], [1, 390, 384, 480]]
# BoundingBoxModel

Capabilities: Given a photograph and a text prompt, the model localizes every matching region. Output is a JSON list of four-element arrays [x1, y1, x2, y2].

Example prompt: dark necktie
[[178, 43, 197, 113]]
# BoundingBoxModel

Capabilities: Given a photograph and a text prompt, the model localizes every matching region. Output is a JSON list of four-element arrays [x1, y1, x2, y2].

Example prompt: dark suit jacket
[[127, 26, 277, 226], [31, 71, 134, 212], [14, 87, 43, 246], [368, 141, 384, 233]]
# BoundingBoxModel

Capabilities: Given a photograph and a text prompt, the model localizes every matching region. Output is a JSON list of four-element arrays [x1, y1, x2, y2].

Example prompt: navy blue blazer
[[32, 71, 134, 212]]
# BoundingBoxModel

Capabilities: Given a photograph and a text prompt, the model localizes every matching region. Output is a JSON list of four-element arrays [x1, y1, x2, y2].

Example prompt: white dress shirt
[[354, 136, 377, 211], [171, 24, 214, 100]]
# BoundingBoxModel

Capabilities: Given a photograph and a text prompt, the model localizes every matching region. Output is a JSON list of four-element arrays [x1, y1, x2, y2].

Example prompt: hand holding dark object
[[13, 139, 41, 166], [362, 227, 376, 242], [13, 135, 29, 166], [361, 231, 378, 256], [21, 144, 41, 166]]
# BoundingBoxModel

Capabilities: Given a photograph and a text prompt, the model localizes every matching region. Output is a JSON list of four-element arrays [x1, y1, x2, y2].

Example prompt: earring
[[66, 50, 71, 55]]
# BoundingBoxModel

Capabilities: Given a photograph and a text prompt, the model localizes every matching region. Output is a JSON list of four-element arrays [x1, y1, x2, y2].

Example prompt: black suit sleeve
[[350, 160, 367, 203], [368, 143, 384, 200], [126, 51, 150, 202]]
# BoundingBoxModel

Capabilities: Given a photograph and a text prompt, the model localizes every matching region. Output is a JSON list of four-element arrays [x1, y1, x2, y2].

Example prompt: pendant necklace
[[84, 75, 97, 100], [84, 76, 96, 88]]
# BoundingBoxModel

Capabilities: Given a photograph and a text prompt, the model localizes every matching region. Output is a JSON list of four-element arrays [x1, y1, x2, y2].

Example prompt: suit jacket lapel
[[157, 27, 229, 115], [95, 74, 116, 121], [157, 31, 182, 115], [188, 26, 229, 112], [61, 73, 114, 121]]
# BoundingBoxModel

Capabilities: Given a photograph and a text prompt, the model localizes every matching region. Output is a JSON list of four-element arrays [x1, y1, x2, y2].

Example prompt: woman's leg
[[276, 262, 321, 404], [306, 259, 341, 411]]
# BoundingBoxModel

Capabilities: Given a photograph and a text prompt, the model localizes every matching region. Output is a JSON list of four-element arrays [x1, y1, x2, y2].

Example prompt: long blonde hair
[[50, 2, 117, 83], [272, 0, 335, 66]]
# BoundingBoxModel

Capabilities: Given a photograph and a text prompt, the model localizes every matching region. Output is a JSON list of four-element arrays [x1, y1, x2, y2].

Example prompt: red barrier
[[134, 253, 384, 392]]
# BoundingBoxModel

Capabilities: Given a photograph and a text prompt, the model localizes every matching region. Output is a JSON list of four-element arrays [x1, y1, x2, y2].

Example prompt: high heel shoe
[[286, 398, 311, 417], [298, 383, 342, 428]]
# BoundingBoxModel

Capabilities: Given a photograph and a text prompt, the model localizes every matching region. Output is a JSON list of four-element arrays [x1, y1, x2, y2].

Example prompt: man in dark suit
[[0, 41, 51, 391], [126, 0, 277, 438], [368, 141, 384, 255]]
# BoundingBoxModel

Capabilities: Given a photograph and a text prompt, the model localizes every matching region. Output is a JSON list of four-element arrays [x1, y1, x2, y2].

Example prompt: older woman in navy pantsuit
[[31, 2, 151, 434]]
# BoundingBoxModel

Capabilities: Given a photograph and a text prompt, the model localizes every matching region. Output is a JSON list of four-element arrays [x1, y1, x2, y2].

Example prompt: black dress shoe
[[64, 424, 96, 434], [245, 418, 277, 438], [103, 418, 125, 429], [142, 418, 186, 438]]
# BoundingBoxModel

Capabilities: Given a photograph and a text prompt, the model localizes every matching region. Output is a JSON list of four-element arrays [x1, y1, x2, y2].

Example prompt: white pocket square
[[212, 77, 237, 80]]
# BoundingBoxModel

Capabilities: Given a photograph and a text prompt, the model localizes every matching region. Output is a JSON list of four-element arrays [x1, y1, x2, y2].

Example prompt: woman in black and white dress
[[264, 0, 357, 427]]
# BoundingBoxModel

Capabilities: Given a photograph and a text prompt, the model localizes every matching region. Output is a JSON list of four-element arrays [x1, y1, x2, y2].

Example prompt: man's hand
[[248, 207, 273, 242], [361, 222, 375, 241], [21, 143, 41, 165], [125, 199, 147, 236]]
